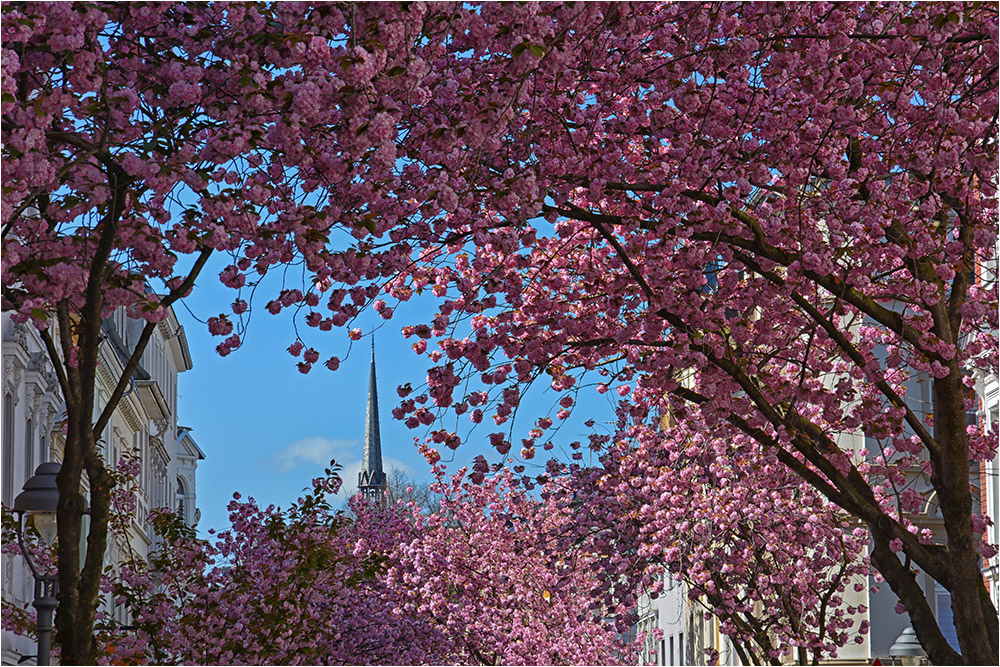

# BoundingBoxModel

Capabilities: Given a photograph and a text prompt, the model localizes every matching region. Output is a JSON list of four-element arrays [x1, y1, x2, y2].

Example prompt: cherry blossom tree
[[2, 3, 431, 661], [386, 5, 994, 663], [228, 2, 993, 662], [5, 461, 447, 665], [5, 2, 998, 664], [351, 465, 629, 666], [4, 461, 628, 665], [105, 466, 459, 666], [553, 423, 872, 665]]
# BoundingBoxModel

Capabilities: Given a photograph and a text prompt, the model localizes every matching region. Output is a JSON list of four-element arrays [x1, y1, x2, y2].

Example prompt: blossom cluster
[[2, 463, 629, 665]]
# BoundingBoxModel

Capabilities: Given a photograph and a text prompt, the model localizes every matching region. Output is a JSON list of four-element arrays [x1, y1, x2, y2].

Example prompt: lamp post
[[14, 462, 61, 666]]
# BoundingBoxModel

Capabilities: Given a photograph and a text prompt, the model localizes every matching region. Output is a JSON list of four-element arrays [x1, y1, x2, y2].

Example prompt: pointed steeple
[[358, 340, 387, 504]]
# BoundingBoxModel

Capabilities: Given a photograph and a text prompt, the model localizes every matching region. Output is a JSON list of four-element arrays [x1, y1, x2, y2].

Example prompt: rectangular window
[[24, 419, 34, 478], [669, 636, 674, 665], [679, 632, 684, 666], [3, 393, 15, 506]]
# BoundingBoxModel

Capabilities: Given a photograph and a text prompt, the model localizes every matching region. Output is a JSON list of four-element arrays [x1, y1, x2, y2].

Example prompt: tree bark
[[54, 414, 111, 666], [50, 295, 115, 665], [930, 369, 999, 665]]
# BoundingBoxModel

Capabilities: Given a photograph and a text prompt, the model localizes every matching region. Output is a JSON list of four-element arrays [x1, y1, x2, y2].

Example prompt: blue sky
[[174, 253, 619, 534], [176, 252, 447, 532]]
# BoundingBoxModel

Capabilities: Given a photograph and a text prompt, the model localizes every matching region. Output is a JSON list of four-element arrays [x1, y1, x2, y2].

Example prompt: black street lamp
[[14, 462, 61, 667]]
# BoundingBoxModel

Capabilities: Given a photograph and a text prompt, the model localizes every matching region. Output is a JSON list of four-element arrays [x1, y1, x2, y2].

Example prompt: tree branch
[[94, 246, 213, 436]]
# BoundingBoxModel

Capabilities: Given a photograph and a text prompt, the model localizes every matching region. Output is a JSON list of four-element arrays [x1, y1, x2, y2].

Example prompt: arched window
[[176, 476, 188, 524]]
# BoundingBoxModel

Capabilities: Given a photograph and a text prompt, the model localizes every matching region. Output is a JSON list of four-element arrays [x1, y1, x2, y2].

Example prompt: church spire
[[358, 340, 386, 504]]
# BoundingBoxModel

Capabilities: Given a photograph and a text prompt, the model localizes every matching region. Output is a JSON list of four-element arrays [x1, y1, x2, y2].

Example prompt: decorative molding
[[135, 380, 170, 420], [26, 350, 47, 373], [95, 355, 118, 395], [94, 346, 146, 433], [150, 427, 169, 470], [3, 321, 29, 347], [44, 368, 59, 393], [2, 356, 23, 399], [161, 321, 193, 372], [2, 555, 12, 593], [26, 383, 43, 422], [152, 418, 169, 438], [151, 445, 169, 493], [117, 395, 144, 435], [39, 404, 59, 461], [156, 319, 173, 339]]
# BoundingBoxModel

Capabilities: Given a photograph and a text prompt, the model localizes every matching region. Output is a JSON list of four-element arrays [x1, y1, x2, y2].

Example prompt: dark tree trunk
[[49, 299, 114, 665], [929, 369, 999, 666], [54, 415, 110, 666]]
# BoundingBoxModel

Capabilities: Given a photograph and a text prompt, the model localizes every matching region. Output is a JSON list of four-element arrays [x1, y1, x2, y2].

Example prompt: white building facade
[[1, 306, 202, 665]]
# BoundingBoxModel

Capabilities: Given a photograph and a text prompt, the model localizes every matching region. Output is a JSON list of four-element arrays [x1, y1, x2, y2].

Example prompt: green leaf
[[386, 65, 407, 77], [511, 42, 527, 57], [358, 214, 377, 234], [528, 44, 545, 58]]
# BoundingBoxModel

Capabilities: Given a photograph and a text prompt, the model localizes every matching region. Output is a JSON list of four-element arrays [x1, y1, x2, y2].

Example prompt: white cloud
[[268, 436, 412, 497], [270, 436, 357, 472]]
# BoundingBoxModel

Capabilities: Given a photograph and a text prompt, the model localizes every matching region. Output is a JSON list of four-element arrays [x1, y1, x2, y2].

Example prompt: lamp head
[[14, 463, 61, 545]]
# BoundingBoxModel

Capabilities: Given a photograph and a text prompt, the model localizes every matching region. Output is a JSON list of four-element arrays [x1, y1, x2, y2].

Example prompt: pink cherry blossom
[[4, 3, 996, 663]]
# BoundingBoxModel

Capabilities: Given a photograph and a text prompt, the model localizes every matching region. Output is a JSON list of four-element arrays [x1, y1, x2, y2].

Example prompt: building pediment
[[177, 428, 205, 460]]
